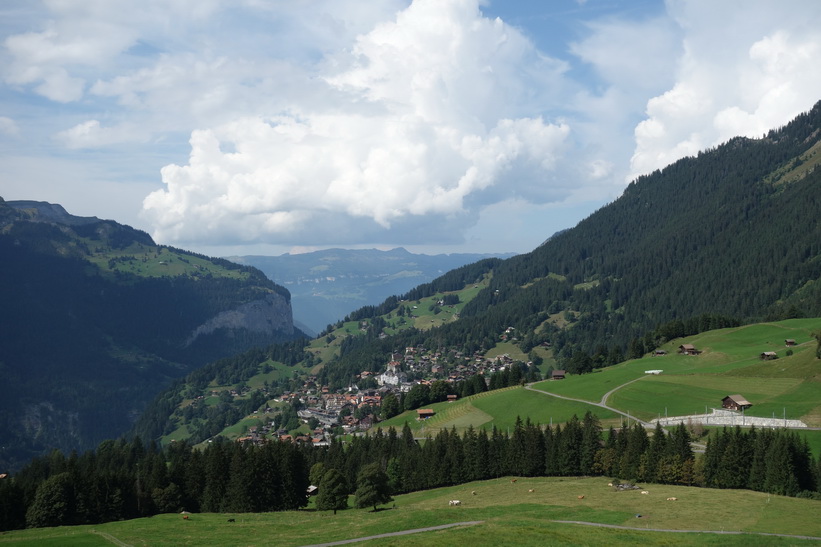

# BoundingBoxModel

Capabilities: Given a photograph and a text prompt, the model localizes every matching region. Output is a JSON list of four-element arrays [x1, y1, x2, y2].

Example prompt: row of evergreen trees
[[4, 414, 820, 532]]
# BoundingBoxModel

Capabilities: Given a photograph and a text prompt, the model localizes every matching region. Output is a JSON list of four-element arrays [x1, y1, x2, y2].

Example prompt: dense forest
[[2, 417, 818, 531]]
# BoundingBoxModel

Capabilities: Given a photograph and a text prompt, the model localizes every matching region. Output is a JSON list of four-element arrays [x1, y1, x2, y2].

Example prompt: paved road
[[300, 521, 484, 546], [552, 520, 821, 541]]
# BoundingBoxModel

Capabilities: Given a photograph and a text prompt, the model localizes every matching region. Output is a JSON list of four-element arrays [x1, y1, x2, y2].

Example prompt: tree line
[[3, 414, 819, 531]]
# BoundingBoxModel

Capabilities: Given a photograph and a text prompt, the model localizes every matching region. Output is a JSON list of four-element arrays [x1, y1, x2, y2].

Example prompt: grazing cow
[[182, 515, 189, 520], [607, 483, 613, 487], [449, 500, 461, 506], [666, 497, 678, 501], [472, 491, 477, 495], [228, 518, 236, 522], [577, 495, 585, 500], [528, 489, 534, 493], [511, 479, 517, 483], [640, 491, 649, 495]]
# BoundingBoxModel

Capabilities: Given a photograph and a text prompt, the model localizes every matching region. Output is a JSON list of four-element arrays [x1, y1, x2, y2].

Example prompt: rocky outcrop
[[185, 292, 294, 346]]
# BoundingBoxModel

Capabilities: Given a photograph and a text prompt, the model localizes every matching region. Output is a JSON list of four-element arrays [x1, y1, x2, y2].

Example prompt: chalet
[[447, 394, 459, 402], [653, 349, 667, 356], [785, 339, 796, 347], [722, 394, 753, 411], [678, 344, 700, 355], [417, 408, 435, 419], [644, 369, 663, 375], [760, 351, 778, 360], [551, 369, 566, 380]]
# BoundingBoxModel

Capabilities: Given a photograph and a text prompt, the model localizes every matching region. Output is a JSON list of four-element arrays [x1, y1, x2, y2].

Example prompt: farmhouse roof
[[724, 394, 752, 407]]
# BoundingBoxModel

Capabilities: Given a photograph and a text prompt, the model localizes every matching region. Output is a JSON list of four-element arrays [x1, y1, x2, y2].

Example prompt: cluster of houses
[[232, 338, 544, 445], [229, 333, 801, 445]]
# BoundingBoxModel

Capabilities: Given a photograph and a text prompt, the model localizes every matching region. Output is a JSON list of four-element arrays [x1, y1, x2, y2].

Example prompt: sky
[[1, 0, 820, 257]]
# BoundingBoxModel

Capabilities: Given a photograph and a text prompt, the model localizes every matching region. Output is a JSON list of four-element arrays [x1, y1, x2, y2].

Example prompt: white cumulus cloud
[[143, 0, 573, 247], [629, 0, 821, 180]]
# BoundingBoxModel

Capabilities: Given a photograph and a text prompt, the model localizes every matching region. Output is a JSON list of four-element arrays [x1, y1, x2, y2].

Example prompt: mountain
[[229, 247, 514, 335], [133, 100, 821, 447], [0, 199, 304, 470]]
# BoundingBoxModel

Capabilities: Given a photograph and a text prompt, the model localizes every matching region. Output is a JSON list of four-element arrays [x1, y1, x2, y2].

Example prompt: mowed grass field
[[534, 319, 821, 424], [376, 386, 620, 436], [2, 476, 820, 546]]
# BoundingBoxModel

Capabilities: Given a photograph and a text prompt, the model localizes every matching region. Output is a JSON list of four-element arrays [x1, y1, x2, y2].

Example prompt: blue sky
[[1, 0, 820, 257]]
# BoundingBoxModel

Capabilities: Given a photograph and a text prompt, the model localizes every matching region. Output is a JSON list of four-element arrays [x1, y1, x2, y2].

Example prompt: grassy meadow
[[531, 319, 821, 425], [2, 476, 819, 546], [376, 386, 621, 436]]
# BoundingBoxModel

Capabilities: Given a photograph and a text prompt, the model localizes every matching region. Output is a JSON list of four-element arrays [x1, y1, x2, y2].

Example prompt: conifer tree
[[316, 469, 348, 515]]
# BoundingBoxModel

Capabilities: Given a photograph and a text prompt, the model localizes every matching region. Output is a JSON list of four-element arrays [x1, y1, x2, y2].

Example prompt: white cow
[[449, 500, 461, 506], [640, 491, 649, 495]]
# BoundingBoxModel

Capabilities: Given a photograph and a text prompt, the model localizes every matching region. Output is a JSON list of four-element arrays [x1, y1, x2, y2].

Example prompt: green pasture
[[86, 243, 248, 280], [528, 319, 820, 425], [485, 341, 528, 361], [376, 387, 619, 436], [3, 476, 820, 546]]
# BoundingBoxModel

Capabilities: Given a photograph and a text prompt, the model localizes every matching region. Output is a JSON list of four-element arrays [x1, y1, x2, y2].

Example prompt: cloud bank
[[3, 0, 821, 252], [142, 0, 573, 246]]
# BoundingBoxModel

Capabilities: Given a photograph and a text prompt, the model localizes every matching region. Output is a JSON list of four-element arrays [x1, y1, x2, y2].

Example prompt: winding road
[[525, 377, 654, 428]]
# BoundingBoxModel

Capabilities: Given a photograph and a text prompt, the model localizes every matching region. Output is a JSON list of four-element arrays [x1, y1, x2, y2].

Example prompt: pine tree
[[316, 469, 348, 515]]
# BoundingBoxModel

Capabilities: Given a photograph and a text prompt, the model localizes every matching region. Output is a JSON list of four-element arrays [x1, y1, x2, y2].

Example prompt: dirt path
[[525, 381, 654, 428], [90, 530, 133, 547], [551, 520, 821, 541], [300, 520, 484, 546]]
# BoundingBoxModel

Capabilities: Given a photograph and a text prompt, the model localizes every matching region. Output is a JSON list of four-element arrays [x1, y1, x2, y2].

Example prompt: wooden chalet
[[678, 344, 701, 355], [760, 351, 778, 360], [722, 394, 752, 411], [417, 408, 436, 419], [785, 339, 796, 347], [551, 369, 566, 380]]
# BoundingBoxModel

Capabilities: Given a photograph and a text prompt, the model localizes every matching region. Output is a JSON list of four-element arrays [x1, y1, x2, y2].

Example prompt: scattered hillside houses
[[551, 369, 566, 380], [760, 351, 778, 360], [644, 369, 663, 375], [678, 344, 701, 355], [722, 394, 753, 411], [653, 349, 667, 356], [785, 339, 796, 346]]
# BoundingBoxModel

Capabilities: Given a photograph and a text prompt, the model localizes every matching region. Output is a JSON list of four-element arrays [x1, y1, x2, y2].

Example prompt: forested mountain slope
[[0, 199, 303, 470], [457, 102, 821, 355]]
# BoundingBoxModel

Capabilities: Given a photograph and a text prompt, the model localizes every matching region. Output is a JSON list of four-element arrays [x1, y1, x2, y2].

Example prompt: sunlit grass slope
[[2, 476, 819, 546]]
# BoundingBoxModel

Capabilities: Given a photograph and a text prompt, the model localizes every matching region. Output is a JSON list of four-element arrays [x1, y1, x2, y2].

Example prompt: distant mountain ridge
[[230, 247, 515, 334], [0, 197, 302, 470]]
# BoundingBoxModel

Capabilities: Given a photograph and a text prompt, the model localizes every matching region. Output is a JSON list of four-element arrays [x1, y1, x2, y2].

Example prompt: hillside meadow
[[2, 476, 819, 546], [531, 319, 820, 422]]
